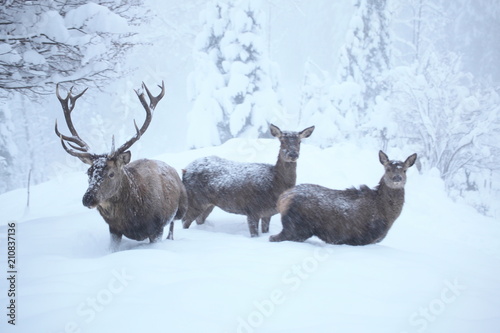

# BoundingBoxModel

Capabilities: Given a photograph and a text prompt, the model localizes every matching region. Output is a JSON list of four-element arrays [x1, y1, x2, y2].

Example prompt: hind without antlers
[[182, 124, 315, 237], [270, 151, 417, 245]]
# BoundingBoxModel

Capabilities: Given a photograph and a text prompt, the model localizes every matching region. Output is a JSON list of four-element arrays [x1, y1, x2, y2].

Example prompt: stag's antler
[[110, 81, 165, 158], [55, 84, 95, 162]]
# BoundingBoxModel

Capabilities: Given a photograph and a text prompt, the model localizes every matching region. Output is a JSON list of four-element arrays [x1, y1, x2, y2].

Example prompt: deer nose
[[82, 191, 98, 208], [392, 175, 403, 183], [288, 152, 299, 160]]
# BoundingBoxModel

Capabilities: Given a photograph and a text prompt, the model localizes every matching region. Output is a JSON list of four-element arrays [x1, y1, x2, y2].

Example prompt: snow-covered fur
[[83, 154, 188, 251], [182, 124, 315, 237], [270, 151, 417, 245]]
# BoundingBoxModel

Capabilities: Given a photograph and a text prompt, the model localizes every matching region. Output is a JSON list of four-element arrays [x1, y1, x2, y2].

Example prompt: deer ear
[[379, 150, 389, 165], [117, 151, 131, 166], [299, 125, 315, 139], [270, 124, 282, 138], [404, 153, 417, 169]]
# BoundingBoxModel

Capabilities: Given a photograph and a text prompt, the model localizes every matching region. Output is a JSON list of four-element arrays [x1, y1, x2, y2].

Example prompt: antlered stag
[[55, 82, 187, 251], [182, 124, 315, 237], [270, 151, 417, 245]]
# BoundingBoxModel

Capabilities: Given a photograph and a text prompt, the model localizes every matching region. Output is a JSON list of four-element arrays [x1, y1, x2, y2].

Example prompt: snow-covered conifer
[[187, 0, 282, 148], [335, 0, 391, 141]]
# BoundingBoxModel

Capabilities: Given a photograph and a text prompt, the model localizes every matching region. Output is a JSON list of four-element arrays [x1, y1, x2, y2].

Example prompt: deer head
[[270, 124, 315, 162], [379, 151, 417, 189], [55, 81, 165, 208]]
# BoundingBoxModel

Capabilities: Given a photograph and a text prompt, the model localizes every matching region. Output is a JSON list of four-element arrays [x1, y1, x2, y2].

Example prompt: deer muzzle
[[392, 175, 403, 183], [288, 151, 299, 161], [82, 190, 99, 208]]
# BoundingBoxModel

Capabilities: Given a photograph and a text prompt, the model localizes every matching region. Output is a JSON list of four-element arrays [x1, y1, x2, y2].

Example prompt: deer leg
[[182, 218, 193, 229], [109, 228, 122, 252], [196, 205, 214, 225], [269, 229, 311, 242], [269, 214, 312, 242], [261, 216, 271, 233], [183, 204, 213, 229], [269, 232, 285, 242], [166, 221, 174, 240], [247, 215, 260, 237], [182, 206, 203, 229]]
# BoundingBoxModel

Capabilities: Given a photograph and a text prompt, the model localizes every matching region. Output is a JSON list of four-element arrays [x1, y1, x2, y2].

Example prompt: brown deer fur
[[182, 124, 315, 237], [55, 82, 187, 251], [270, 151, 417, 245], [84, 155, 187, 251]]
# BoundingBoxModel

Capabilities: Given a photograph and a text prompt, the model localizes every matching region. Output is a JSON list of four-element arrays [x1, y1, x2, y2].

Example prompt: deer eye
[[108, 172, 115, 178]]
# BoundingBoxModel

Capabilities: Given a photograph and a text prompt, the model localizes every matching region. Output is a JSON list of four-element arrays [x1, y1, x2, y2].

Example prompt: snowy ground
[[1, 140, 499, 333]]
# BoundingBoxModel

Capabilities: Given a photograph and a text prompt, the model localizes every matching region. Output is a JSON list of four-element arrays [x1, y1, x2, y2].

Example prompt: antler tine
[[68, 86, 88, 113], [55, 84, 93, 161], [56, 84, 89, 134], [58, 134, 94, 161], [55, 120, 90, 152], [110, 135, 116, 155], [135, 87, 150, 114], [111, 81, 164, 158], [143, 80, 165, 110]]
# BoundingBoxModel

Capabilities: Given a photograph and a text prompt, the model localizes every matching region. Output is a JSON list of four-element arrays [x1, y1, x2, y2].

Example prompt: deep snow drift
[[1, 140, 499, 333]]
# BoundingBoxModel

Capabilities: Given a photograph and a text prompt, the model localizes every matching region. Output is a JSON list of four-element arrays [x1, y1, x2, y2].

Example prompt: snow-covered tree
[[388, 0, 500, 216], [387, 50, 500, 214], [0, 101, 16, 193], [299, 0, 392, 148], [336, 0, 391, 130], [0, 0, 146, 98], [0, 1, 150, 194], [440, 0, 500, 84], [187, 0, 282, 148], [390, 0, 447, 64], [299, 60, 363, 147]]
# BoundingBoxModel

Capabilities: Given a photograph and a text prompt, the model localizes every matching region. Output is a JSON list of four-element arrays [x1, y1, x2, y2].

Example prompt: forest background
[[0, 0, 498, 217]]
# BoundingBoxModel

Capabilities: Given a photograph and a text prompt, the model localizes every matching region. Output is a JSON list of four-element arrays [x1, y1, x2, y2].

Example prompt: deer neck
[[274, 155, 297, 189], [377, 179, 405, 224], [97, 169, 139, 227]]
